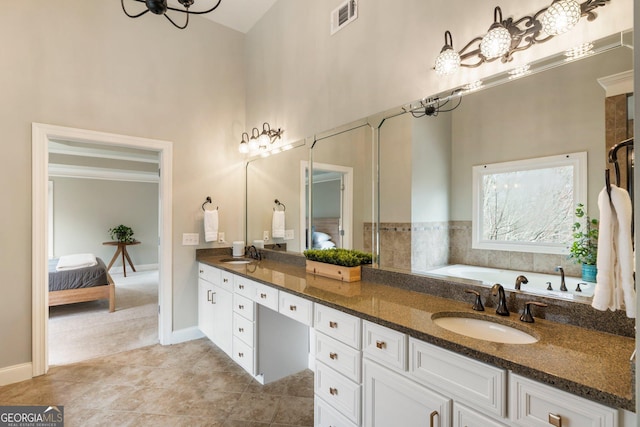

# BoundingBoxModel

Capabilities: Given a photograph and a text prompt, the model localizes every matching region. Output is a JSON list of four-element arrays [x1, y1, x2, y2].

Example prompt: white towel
[[204, 209, 219, 243], [56, 253, 98, 271], [592, 185, 636, 318], [272, 210, 285, 239]]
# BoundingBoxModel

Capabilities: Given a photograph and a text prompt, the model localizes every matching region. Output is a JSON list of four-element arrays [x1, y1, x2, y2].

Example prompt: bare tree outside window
[[473, 152, 587, 254]]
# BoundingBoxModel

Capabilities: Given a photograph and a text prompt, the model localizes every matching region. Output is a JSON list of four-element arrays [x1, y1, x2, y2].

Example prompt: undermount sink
[[432, 313, 538, 344], [219, 258, 253, 264]]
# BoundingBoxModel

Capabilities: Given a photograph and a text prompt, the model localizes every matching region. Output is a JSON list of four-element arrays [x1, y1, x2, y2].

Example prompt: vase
[[581, 264, 597, 282]]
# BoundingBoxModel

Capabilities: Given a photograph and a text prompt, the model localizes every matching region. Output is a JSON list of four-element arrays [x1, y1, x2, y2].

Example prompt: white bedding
[[56, 253, 98, 271]]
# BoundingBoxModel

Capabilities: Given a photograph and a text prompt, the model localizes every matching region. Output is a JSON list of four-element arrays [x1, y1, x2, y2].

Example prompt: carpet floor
[[48, 270, 159, 366]]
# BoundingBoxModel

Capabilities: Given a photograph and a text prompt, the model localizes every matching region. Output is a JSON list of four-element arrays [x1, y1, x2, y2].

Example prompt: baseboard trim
[[170, 326, 204, 345], [0, 362, 33, 386]]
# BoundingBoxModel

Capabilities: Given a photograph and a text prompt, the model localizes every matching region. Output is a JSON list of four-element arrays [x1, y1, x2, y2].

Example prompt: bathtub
[[426, 264, 594, 300]]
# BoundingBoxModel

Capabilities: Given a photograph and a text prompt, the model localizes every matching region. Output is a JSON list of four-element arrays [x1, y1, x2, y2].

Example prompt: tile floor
[[0, 339, 314, 426]]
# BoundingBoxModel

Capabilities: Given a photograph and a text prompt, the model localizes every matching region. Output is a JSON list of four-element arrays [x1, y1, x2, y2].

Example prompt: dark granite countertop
[[196, 253, 636, 412]]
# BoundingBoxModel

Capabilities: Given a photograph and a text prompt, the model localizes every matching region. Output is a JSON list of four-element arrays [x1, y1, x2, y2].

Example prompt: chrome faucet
[[491, 283, 509, 316], [246, 245, 261, 260], [555, 266, 567, 291], [515, 275, 528, 290]]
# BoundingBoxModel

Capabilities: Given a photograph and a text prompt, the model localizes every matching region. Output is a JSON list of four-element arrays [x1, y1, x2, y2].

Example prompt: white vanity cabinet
[[314, 304, 362, 427], [198, 264, 233, 357], [509, 373, 619, 427]]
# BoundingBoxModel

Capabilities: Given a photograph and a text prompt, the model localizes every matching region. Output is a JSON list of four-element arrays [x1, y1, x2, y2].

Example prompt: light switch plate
[[218, 232, 225, 243], [182, 233, 199, 245], [284, 229, 294, 240]]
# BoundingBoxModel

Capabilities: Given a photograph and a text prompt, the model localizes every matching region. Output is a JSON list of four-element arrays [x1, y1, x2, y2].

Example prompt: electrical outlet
[[263, 231, 269, 241], [182, 233, 199, 245], [218, 232, 225, 243], [284, 229, 294, 240]]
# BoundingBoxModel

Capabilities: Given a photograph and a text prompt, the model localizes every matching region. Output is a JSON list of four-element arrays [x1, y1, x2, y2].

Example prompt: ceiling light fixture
[[239, 123, 284, 154], [434, 0, 609, 76], [121, 0, 222, 29]]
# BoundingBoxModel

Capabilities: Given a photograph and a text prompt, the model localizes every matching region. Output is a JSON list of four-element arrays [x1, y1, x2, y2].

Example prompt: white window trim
[[472, 152, 587, 254]]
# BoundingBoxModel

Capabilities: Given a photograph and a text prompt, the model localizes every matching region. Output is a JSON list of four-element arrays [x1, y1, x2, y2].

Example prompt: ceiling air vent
[[331, 0, 358, 35]]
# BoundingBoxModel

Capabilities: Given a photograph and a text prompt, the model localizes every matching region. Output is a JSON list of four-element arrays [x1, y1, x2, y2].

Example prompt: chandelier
[[434, 0, 609, 76], [121, 0, 223, 29]]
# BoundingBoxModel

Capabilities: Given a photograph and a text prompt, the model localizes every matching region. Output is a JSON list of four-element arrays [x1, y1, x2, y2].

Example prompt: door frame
[[31, 123, 173, 376]]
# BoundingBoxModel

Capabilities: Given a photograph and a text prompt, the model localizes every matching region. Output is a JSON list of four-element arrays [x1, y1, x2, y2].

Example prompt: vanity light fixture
[[121, 0, 222, 30], [434, 0, 609, 76], [239, 122, 285, 154]]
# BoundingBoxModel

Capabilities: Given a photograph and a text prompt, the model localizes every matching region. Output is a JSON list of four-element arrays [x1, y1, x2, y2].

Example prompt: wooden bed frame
[[48, 273, 116, 312], [313, 217, 341, 243]]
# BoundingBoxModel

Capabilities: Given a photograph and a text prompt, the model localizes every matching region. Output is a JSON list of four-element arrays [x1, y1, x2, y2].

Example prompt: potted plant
[[109, 225, 135, 243], [568, 204, 598, 282], [303, 248, 372, 282]]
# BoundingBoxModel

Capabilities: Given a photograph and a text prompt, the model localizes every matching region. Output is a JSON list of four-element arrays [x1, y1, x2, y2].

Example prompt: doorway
[[32, 123, 173, 376]]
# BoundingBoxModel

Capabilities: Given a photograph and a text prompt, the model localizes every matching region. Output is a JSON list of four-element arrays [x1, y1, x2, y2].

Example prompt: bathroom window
[[472, 152, 587, 254]]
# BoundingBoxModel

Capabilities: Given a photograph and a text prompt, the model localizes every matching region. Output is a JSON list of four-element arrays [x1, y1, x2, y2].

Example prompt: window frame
[[471, 151, 587, 254]]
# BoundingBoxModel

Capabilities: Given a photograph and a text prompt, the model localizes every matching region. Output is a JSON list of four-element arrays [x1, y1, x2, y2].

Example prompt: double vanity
[[196, 250, 635, 426]]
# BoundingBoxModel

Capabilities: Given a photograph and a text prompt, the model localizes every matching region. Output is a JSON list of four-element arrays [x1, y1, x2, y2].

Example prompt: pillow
[[314, 240, 336, 249], [312, 231, 331, 243]]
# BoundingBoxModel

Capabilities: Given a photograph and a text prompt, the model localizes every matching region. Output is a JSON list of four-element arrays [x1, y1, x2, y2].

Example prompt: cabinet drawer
[[279, 291, 313, 326], [315, 362, 362, 425], [410, 338, 506, 418], [254, 282, 279, 311], [316, 332, 362, 383], [233, 312, 255, 346], [314, 304, 362, 349], [198, 263, 220, 285], [315, 397, 358, 427], [219, 270, 234, 292], [232, 336, 255, 376], [234, 276, 257, 299], [363, 320, 407, 371], [454, 402, 509, 427], [509, 374, 618, 427], [233, 293, 255, 321]]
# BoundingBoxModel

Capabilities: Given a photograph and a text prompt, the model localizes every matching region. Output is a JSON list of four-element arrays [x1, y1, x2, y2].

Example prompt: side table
[[102, 241, 141, 277]]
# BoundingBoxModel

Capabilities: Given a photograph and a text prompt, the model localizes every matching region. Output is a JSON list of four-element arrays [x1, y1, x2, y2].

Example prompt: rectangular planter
[[305, 260, 361, 282]]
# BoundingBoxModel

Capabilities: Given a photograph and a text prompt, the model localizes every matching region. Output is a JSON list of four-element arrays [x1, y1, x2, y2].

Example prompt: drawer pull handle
[[207, 289, 212, 302], [238, 352, 244, 358], [429, 410, 438, 427], [548, 413, 562, 427], [329, 352, 338, 360], [211, 292, 216, 304], [260, 293, 267, 299], [238, 328, 244, 333], [199, 269, 204, 274], [329, 321, 338, 328], [238, 305, 244, 310], [375, 340, 386, 350], [329, 387, 338, 396], [239, 284, 244, 289], [223, 278, 228, 283], [289, 305, 297, 311]]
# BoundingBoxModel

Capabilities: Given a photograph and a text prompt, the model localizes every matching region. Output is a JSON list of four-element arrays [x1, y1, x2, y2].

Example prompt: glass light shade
[[435, 49, 461, 76], [540, 0, 581, 36], [257, 132, 270, 147], [248, 137, 259, 151], [480, 26, 511, 59], [238, 141, 249, 153]]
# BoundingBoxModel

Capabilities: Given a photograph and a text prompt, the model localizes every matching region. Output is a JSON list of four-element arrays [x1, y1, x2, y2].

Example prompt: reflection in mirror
[[378, 34, 633, 300], [245, 141, 308, 252], [310, 123, 375, 254]]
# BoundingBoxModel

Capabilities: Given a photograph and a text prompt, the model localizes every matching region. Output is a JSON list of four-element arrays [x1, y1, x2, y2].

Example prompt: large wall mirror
[[245, 30, 633, 304]]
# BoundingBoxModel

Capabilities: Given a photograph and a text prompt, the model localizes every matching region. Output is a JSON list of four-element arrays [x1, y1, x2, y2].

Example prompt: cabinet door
[[363, 359, 451, 427], [198, 279, 216, 341], [454, 402, 509, 427], [209, 283, 233, 357]]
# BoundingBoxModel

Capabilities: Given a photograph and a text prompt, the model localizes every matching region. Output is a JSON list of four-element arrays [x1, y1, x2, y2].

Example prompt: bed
[[312, 217, 340, 249], [48, 256, 115, 312]]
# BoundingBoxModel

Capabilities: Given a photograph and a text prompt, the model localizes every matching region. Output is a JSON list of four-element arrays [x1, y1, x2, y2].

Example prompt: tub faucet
[[491, 283, 509, 316], [555, 266, 567, 291], [515, 275, 528, 290]]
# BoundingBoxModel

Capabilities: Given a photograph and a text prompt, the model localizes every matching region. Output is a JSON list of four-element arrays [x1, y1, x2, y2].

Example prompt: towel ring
[[274, 199, 286, 211], [202, 196, 218, 211]]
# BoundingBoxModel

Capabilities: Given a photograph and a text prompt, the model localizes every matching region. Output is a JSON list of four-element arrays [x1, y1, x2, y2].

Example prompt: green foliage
[[109, 225, 135, 243], [568, 204, 598, 265], [303, 248, 373, 267]]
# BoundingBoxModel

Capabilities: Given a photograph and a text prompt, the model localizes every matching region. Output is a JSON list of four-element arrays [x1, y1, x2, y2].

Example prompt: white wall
[[0, 1, 244, 370], [51, 177, 159, 267]]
